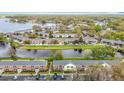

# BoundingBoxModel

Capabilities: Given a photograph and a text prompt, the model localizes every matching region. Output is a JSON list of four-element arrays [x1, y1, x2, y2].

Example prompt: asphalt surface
[[0, 74, 89, 81]]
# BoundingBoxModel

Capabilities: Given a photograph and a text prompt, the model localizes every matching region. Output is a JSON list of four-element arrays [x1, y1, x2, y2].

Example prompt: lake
[[16, 49, 83, 58], [0, 44, 124, 58], [0, 18, 33, 33], [0, 43, 83, 57], [0, 18, 58, 33]]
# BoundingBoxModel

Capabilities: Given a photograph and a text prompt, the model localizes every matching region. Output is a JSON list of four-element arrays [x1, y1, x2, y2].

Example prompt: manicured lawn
[[0, 57, 53, 61], [63, 57, 115, 60], [0, 57, 120, 61], [23, 44, 105, 50], [20, 71, 35, 74], [3, 72, 17, 74], [0, 57, 33, 61], [0, 57, 16, 60]]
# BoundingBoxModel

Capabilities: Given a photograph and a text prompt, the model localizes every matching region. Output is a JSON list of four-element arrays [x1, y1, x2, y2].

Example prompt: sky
[[0, 12, 124, 15], [0, 0, 124, 12]]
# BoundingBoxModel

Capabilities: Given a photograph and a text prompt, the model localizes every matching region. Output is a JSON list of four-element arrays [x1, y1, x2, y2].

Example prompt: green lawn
[[63, 57, 115, 60], [12, 41, 20, 47], [0, 57, 53, 61], [117, 48, 124, 51], [0, 57, 119, 61], [23, 44, 105, 50]]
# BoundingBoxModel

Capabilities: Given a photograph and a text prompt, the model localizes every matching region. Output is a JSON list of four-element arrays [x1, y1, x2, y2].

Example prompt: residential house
[[101, 39, 124, 47], [83, 36, 98, 44], [0, 60, 48, 72], [52, 33, 78, 38], [53, 60, 119, 72]]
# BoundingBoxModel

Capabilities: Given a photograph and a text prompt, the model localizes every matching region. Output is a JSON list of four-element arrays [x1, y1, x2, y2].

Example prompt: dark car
[[53, 73, 58, 80]]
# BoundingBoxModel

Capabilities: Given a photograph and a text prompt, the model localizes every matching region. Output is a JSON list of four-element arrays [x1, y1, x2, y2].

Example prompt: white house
[[63, 63, 77, 72], [52, 33, 77, 38]]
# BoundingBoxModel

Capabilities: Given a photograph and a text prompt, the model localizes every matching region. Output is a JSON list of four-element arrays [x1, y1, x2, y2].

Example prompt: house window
[[40, 66, 44, 68], [14, 69, 17, 71], [31, 66, 34, 68], [67, 66, 69, 68], [59, 65, 62, 67], [5, 66, 8, 68], [6, 69, 9, 71], [23, 66, 26, 68], [23, 69, 26, 71], [13, 66, 16, 68], [71, 66, 73, 68]]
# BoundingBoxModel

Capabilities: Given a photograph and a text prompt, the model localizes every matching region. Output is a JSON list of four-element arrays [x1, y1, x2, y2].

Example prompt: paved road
[[0, 74, 89, 81]]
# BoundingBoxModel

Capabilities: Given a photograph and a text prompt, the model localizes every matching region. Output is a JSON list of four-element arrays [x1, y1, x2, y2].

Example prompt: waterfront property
[[101, 39, 124, 47], [83, 37, 98, 44], [52, 60, 119, 72], [52, 33, 78, 38], [41, 22, 60, 31], [0, 60, 48, 72], [14, 29, 33, 34]]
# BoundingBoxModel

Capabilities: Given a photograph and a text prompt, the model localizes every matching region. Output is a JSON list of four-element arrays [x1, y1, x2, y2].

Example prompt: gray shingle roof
[[53, 60, 119, 66], [0, 60, 47, 66], [101, 39, 124, 44]]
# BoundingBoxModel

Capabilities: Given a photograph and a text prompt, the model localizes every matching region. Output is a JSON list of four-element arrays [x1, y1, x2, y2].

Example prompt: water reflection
[[16, 49, 83, 58], [0, 44, 123, 58], [0, 44, 10, 57], [16, 49, 50, 57]]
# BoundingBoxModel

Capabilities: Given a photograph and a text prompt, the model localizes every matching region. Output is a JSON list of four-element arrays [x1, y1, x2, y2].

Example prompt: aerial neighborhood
[[0, 14, 124, 80]]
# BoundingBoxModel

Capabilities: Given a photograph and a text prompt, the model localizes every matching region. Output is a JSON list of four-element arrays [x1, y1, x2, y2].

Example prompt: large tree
[[85, 64, 112, 81], [112, 61, 124, 80], [50, 50, 63, 60], [8, 35, 17, 58], [91, 46, 115, 58], [95, 25, 102, 32], [32, 25, 42, 32]]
